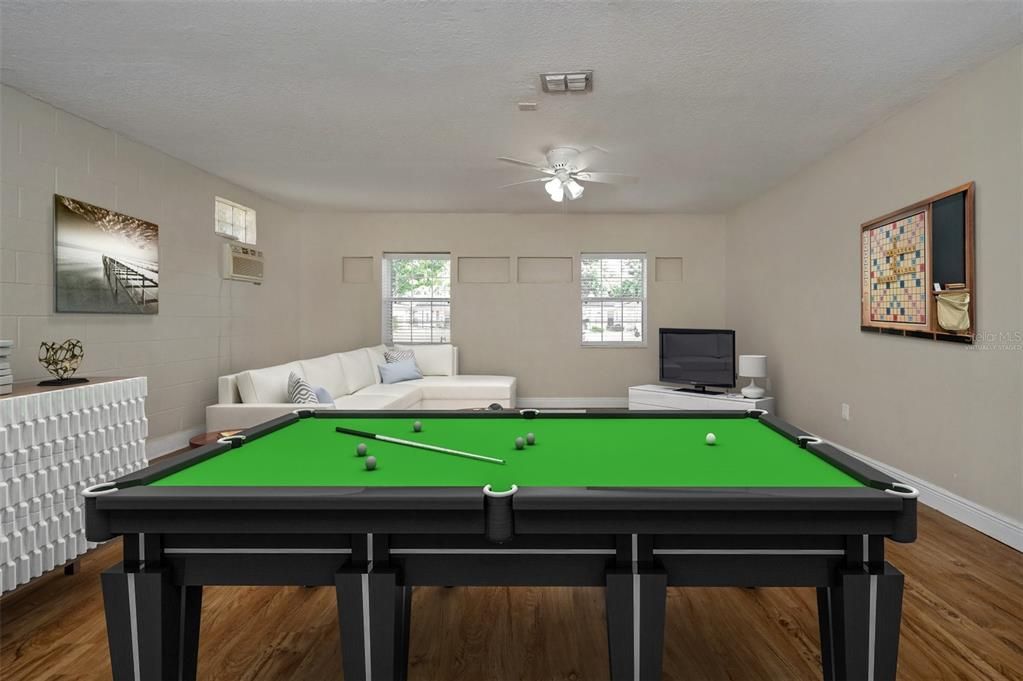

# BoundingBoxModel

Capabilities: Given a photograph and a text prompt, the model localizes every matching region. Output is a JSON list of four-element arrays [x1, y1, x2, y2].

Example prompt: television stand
[[628, 384, 775, 413]]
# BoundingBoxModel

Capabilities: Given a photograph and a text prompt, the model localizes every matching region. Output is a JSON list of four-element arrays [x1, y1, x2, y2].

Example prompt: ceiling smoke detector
[[540, 71, 593, 93]]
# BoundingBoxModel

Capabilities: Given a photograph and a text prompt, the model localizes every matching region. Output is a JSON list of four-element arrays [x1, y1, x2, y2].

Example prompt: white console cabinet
[[0, 377, 148, 594], [628, 384, 775, 413]]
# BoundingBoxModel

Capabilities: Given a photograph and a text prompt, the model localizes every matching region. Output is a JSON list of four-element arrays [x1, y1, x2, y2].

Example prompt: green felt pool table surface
[[150, 416, 864, 491]]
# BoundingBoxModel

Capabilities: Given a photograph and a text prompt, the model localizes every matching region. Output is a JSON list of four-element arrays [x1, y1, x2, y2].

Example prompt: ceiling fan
[[497, 146, 638, 202]]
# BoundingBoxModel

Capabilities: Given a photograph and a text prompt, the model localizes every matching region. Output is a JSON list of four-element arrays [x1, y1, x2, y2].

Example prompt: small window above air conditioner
[[223, 242, 264, 284], [215, 196, 257, 243]]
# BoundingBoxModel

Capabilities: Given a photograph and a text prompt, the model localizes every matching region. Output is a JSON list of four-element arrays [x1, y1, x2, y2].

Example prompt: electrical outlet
[[841, 403, 850, 421]]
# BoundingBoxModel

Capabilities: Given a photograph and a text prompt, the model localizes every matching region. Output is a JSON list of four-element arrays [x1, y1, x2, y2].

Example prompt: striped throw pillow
[[384, 349, 417, 366], [287, 371, 318, 404]]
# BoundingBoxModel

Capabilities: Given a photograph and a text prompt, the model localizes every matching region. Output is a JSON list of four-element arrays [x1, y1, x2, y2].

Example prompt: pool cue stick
[[335, 426, 506, 465]]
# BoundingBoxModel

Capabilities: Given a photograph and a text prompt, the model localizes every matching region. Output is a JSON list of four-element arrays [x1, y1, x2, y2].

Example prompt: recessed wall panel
[[517, 257, 573, 283], [457, 257, 510, 283], [655, 257, 683, 282]]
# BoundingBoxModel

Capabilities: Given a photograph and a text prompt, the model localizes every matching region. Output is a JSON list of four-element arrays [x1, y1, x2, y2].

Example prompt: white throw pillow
[[299, 354, 349, 398], [395, 344, 454, 376], [338, 349, 375, 393]]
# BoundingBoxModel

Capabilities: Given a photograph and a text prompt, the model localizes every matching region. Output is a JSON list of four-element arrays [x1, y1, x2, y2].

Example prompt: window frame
[[381, 252, 452, 345], [579, 252, 648, 348], [214, 196, 257, 244]]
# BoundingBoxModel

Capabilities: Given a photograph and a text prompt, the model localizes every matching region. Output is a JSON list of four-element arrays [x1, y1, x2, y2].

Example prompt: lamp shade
[[738, 355, 767, 378]]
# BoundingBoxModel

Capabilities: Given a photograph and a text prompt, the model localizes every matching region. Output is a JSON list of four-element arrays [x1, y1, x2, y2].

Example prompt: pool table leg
[[817, 563, 904, 681], [100, 562, 203, 681], [606, 567, 667, 681], [335, 567, 411, 681]]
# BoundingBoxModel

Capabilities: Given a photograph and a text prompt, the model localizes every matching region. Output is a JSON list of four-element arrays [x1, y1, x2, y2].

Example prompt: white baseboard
[[829, 441, 1022, 552], [517, 397, 628, 409], [146, 426, 205, 460]]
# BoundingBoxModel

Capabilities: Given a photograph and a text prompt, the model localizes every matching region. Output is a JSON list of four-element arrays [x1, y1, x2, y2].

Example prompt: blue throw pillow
[[378, 359, 423, 384], [313, 386, 333, 404]]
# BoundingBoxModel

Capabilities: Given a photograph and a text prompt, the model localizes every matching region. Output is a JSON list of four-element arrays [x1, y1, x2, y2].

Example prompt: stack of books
[[0, 340, 12, 395]]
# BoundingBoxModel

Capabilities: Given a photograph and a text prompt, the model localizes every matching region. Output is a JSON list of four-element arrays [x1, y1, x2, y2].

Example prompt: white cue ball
[[356, 443, 368, 456], [705, 433, 716, 445], [514, 437, 525, 450], [525, 432, 536, 445], [365, 456, 377, 470], [413, 420, 423, 432]]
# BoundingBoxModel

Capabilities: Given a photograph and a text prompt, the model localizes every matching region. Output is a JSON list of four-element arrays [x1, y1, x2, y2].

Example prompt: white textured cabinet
[[628, 384, 775, 413], [0, 377, 148, 594]]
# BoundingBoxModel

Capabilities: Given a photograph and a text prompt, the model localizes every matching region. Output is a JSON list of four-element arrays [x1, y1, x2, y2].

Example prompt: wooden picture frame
[[860, 182, 975, 343]]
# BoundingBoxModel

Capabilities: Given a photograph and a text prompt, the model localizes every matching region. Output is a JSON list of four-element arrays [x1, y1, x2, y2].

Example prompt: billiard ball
[[514, 437, 525, 450], [365, 456, 377, 470], [525, 432, 535, 445], [356, 443, 368, 457], [705, 433, 716, 445], [413, 421, 423, 432]]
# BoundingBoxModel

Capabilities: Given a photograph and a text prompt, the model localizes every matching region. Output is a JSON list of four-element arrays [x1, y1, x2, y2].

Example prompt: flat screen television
[[659, 328, 735, 391]]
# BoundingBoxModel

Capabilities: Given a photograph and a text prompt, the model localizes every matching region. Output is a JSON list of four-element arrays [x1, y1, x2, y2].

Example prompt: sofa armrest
[[206, 403, 327, 432], [218, 374, 241, 404]]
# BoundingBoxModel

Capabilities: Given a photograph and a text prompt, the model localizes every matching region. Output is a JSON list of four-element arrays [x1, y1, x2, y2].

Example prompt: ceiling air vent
[[540, 71, 593, 93]]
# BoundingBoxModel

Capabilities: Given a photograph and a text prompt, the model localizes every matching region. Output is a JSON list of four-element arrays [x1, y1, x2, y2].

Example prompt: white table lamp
[[738, 355, 767, 399]]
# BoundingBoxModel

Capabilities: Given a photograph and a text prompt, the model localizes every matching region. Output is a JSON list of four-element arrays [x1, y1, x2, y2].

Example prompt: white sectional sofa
[[206, 344, 516, 431]]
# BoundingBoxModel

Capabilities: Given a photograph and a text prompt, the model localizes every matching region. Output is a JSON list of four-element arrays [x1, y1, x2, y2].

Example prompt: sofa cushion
[[338, 349, 375, 393], [334, 390, 418, 410], [237, 362, 305, 404], [356, 382, 424, 409], [313, 386, 334, 404], [395, 344, 454, 376], [379, 359, 423, 384], [414, 375, 516, 400], [287, 372, 319, 404], [365, 344, 388, 384], [299, 354, 349, 398]]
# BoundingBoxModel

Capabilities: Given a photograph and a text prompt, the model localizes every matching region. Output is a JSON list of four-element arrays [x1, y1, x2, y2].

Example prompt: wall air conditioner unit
[[222, 242, 264, 284]]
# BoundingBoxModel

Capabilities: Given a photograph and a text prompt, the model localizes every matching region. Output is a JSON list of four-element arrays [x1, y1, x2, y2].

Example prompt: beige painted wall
[[726, 47, 1023, 521], [299, 213, 727, 398], [0, 85, 303, 442]]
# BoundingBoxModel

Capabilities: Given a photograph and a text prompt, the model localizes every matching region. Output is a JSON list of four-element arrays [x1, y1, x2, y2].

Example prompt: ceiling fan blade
[[498, 177, 549, 189], [497, 157, 555, 174], [574, 145, 609, 172], [573, 171, 639, 185]]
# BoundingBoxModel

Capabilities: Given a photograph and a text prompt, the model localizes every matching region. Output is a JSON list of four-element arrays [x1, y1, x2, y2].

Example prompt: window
[[581, 253, 646, 345], [382, 253, 451, 344], [215, 197, 257, 243]]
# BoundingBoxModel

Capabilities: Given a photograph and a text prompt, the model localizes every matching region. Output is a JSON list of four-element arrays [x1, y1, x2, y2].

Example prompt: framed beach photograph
[[54, 195, 159, 314]]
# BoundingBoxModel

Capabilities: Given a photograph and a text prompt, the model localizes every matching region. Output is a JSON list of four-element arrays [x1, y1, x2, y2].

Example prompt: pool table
[[85, 409, 918, 681]]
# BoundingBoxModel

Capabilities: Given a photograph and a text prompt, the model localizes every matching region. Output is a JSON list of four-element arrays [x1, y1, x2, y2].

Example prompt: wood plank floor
[[2, 505, 1021, 680]]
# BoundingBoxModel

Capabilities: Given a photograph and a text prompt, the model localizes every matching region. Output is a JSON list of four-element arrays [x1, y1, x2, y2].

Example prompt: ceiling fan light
[[544, 178, 564, 202], [565, 179, 585, 200]]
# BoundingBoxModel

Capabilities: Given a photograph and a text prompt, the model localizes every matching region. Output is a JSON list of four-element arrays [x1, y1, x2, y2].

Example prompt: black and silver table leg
[[335, 566, 411, 681], [817, 563, 904, 681], [100, 563, 203, 681], [606, 567, 667, 681]]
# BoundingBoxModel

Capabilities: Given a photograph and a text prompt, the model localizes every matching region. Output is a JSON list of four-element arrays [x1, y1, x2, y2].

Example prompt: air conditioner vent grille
[[223, 243, 264, 284]]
